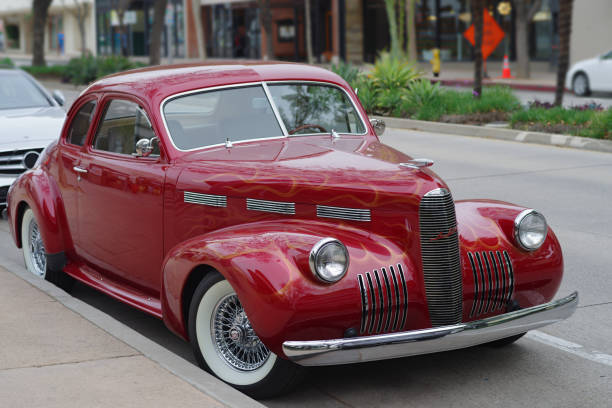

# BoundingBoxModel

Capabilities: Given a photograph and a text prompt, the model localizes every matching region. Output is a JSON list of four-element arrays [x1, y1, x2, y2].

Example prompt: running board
[[64, 263, 162, 319]]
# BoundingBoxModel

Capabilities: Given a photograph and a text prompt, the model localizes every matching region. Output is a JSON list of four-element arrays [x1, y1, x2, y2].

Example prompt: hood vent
[[184, 191, 227, 207], [247, 198, 295, 215], [317, 205, 371, 222]]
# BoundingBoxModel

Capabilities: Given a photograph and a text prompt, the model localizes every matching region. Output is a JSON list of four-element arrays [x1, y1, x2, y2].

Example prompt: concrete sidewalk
[[0, 265, 225, 408], [418, 61, 560, 92]]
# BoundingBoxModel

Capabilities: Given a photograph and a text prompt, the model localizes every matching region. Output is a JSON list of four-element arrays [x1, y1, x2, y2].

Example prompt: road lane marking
[[528, 331, 612, 367]]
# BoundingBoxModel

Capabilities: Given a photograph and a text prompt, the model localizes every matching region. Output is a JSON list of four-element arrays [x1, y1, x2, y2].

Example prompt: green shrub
[[22, 65, 67, 77], [64, 55, 146, 85], [402, 79, 443, 115], [0, 57, 15, 67], [510, 106, 596, 127], [369, 51, 421, 91], [582, 108, 612, 139], [353, 76, 377, 113], [330, 61, 361, 88]]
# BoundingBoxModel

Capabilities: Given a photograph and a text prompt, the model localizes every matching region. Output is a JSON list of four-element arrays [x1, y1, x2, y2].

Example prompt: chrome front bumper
[[283, 292, 578, 366]]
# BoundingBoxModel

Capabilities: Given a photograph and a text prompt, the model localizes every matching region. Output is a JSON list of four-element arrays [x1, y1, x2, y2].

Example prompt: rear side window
[[93, 99, 158, 156], [66, 100, 96, 146]]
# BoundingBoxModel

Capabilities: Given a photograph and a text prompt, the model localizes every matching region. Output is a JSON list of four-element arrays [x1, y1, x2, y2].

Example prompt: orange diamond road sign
[[463, 10, 505, 61]]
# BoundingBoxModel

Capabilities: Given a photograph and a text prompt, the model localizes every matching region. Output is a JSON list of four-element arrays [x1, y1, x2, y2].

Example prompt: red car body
[[7, 63, 573, 372]]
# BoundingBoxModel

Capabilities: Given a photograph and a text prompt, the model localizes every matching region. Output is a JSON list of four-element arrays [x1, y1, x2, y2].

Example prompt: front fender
[[161, 220, 426, 357], [7, 168, 70, 255], [456, 200, 563, 322]]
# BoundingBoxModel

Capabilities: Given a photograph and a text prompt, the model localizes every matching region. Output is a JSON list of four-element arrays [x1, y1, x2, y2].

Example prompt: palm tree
[[149, 0, 168, 65], [472, 0, 485, 99], [554, 0, 574, 106], [257, 0, 274, 60], [32, 0, 53, 66], [305, 0, 314, 63], [514, 0, 542, 78]]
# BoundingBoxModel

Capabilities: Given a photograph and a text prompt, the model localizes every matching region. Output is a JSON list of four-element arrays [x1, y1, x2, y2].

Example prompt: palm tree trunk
[[149, 0, 168, 65], [258, 0, 274, 60], [473, 0, 484, 99], [384, 0, 399, 58], [305, 0, 314, 63], [32, 0, 53, 67], [406, 0, 417, 61], [554, 0, 574, 106]]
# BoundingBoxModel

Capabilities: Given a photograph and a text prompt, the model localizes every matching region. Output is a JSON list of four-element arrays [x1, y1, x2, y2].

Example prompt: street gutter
[[376, 116, 612, 154]]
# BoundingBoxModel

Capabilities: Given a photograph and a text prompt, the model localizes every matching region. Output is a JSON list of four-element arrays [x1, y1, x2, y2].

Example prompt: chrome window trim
[[159, 80, 368, 153]]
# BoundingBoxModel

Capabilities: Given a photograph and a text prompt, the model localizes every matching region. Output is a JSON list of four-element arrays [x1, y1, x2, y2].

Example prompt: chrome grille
[[246, 198, 295, 215], [468, 250, 514, 318], [0, 148, 43, 175], [184, 191, 227, 207], [316, 205, 371, 222], [358, 264, 408, 334], [419, 188, 462, 326]]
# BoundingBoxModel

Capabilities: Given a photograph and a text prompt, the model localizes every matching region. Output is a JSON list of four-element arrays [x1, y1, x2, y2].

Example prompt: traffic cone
[[502, 54, 512, 79]]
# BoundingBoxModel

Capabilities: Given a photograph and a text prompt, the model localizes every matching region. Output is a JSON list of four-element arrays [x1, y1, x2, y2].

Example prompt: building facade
[[95, 0, 186, 58], [0, 0, 96, 57]]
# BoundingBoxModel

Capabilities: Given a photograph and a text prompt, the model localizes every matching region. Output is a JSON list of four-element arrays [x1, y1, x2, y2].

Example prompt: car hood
[[0, 106, 65, 151], [176, 136, 447, 212]]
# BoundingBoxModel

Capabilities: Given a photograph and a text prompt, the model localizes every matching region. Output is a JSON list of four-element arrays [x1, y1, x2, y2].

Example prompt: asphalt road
[[1, 128, 611, 407]]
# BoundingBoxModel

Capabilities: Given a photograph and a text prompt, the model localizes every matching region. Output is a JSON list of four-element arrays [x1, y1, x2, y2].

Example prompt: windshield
[[163, 82, 365, 151], [267, 83, 365, 135], [0, 72, 51, 110]]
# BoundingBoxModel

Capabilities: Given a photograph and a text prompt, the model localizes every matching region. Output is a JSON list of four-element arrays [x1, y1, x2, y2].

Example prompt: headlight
[[514, 209, 548, 251], [309, 238, 349, 283]]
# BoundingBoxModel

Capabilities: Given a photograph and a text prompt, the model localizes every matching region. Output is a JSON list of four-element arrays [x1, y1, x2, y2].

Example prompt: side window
[[66, 100, 96, 146], [93, 99, 159, 156]]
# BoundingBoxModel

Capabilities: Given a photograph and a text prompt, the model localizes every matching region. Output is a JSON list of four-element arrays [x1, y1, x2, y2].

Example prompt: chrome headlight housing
[[514, 209, 548, 251], [309, 238, 349, 283]]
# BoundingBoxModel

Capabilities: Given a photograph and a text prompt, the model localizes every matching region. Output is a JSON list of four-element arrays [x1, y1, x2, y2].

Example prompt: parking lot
[[1, 127, 610, 407]]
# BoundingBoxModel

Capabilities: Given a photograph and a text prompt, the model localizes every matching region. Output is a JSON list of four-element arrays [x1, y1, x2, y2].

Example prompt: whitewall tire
[[188, 272, 303, 399]]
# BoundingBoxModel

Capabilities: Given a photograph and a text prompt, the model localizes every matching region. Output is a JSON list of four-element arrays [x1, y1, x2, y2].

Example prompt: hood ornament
[[225, 138, 233, 149], [331, 129, 340, 140], [399, 159, 434, 169]]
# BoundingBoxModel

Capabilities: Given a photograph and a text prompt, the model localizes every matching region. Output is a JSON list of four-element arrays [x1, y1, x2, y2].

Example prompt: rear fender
[[161, 220, 424, 356]]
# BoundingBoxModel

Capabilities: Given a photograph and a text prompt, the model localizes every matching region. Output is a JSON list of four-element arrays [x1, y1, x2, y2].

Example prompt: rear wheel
[[572, 73, 590, 96], [188, 272, 303, 399], [21, 208, 73, 291]]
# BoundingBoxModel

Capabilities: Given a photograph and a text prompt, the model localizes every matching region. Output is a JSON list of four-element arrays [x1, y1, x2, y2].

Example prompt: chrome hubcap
[[212, 294, 270, 371], [29, 221, 46, 277]]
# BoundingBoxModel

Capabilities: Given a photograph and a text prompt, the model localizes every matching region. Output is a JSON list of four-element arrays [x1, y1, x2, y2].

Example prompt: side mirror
[[370, 118, 386, 137], [134, 137, 157, 157], [51, 90, 65, 106]]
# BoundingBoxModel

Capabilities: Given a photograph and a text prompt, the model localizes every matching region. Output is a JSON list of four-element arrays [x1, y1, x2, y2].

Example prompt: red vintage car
[[6, 63, 577, 398]]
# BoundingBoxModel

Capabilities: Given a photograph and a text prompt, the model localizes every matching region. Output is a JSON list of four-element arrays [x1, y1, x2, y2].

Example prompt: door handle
[[73, 166, 88, 174]]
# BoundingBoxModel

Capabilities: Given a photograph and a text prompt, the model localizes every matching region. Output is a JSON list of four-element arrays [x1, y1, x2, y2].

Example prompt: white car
[[0, 67, 66, 207], [566, 49, 612, 96]]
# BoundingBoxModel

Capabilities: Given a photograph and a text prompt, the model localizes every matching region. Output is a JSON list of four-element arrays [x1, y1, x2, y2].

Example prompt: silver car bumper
[[283, 292, 578, 366]]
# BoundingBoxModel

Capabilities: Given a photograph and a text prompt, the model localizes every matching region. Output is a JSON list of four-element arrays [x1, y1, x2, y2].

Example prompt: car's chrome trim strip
[[184, 191, 227, 207], [159, 80, 368, 154], [381, 268, 393, 333], [365, 272, 376, 334], [246, 198, 295, 215], [357, 274, 369, 334], [282, 292, 579, 366], [316, 205, 371, 222]]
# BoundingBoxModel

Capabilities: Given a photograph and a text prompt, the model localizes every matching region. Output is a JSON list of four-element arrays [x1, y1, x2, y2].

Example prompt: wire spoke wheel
[[29, 221, 47, 277], [212, 293, 270, 371]]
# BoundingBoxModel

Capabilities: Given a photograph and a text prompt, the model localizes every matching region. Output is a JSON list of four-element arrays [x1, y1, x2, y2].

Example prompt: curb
[[431, 78, 559, 93], [376, 116, 612, 154], [0, 254, 265, 408]]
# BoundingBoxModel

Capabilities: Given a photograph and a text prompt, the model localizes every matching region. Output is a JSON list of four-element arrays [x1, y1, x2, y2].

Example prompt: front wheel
[[572, 73, 590, 96], [188, 272, 303, 399], [21, 207, 73, 291]]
